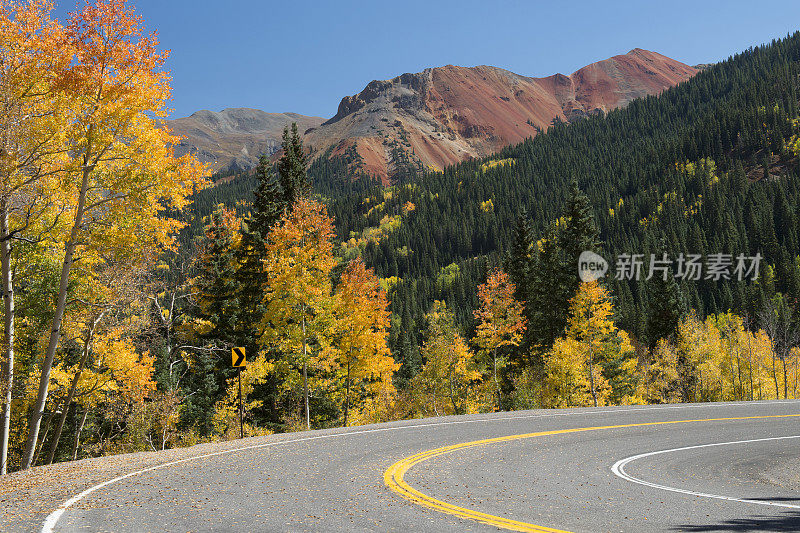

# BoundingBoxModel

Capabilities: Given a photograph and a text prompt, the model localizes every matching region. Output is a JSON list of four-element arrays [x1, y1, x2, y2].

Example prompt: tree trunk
[[32, 408, 55, 467], [0, 203, 14, 475], [588, 343, 598, 408], [45, 335, 92, 465], [21, 160, 90, 469], [493, 347, 501, 412], [301, 313, 310, 430], [343, 356, 351, 427], [449, 370, 459, 414], [747, 339, 754, 401], [782, 355, 789, 399], [735, 351, 743, 401], [71, 408, 88, 461], [772, 353, 780, 400], [46, 313, 103, 464]]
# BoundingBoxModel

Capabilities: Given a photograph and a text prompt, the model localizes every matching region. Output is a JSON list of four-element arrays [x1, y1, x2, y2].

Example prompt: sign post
[[231, 347, 246, 439]]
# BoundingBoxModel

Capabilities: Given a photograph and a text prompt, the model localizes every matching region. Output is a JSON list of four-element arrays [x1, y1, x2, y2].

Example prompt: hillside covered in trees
[[200, 31, 800, 381], [2, 0, 800, 475]]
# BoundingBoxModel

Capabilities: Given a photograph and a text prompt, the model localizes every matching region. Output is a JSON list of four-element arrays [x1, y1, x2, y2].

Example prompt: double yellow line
[[384, 413, 800, 532]]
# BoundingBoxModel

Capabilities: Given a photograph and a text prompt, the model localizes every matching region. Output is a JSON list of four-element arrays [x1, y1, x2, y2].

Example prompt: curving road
[[36, 400, 800, 532]]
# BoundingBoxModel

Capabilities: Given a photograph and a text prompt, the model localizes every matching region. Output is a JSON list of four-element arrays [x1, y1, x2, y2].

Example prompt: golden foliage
[[333, 259, 398, 425], [543, 282, 637, 407], [410, 301, 481, 417], [473, 269, 525, 409], [212, 354, 274, 440], [480, 158, 515, 172]]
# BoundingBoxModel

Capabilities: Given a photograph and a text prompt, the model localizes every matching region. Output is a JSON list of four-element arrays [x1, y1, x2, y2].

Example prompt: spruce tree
[[561, 178, 600, 272], [236, 156, 289, 429], [278, 122, 311, 208], [236, 155, 284, 341], [528, 223, 565, 356], [529, 180, 601, 356], [645, 264, 687, 349], [252, 154, 286, 233], [504, 212, 534, 304], [188, 207, 241, 435], [195, 207, 240, 346]]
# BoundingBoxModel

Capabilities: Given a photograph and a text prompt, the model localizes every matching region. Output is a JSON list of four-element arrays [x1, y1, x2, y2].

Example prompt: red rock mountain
[[305, 49, 697, 182], [167, 50, 696, 180]]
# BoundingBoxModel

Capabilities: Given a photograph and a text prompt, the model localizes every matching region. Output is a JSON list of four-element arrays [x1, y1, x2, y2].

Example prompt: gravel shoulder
[[0, 435, 279, 532]]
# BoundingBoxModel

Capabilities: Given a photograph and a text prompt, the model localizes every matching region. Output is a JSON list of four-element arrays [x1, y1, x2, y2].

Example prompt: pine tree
[[645, 270, 686, 349], [561, 178, 600, 285], [528, 223, 564, 354], [187, 206, 242, 436], [645, 243, 687, 349], [251, 154, 286, 234], [235, 155, 286, 428], [529, 180, 600, 357], [278, 123, 311, 208], [236, 155, 284, 344], [505, 212, 534, 303], [194, 206, 241, 347]]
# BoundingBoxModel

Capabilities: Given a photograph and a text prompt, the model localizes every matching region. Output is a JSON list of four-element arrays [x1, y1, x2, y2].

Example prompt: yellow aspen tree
[[45, 256, 147, 464], [0, 0, 70, 475], [332, 259, 398, 426], [677, 313, 725, 401], [549, 281, 636, 407], [544, 336, 609, 408], [639, 339, 680, 404], [473, 268, 525, 411], [261, 198, 337, 430], [411, 301, 480, 416], [751, 328, 779, 400], [212, 354, 273, 440], [21, 0, 205, 469]]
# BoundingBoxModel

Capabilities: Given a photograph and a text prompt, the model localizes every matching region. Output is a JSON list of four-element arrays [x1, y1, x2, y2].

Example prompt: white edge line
[[41, 399, 800, 532], [611, 434, 800, 509]]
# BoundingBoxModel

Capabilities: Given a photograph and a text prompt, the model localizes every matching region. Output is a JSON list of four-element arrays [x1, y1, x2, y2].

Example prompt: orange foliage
[[334, 259, 398, 425]]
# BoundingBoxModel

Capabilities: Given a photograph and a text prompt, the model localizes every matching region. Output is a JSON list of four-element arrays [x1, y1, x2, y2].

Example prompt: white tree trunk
[[21, 162, 90, 470], [0, 203, 14, 475]]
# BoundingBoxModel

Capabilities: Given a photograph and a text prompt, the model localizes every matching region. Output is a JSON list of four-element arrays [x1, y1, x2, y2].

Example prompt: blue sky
[[55, 1, 800, 119]]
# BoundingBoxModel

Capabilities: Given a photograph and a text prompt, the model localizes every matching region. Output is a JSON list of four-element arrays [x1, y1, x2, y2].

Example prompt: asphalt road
[[39, 400, 800, 532]]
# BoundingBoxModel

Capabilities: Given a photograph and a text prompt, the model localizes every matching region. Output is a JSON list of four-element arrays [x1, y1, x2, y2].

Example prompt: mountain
[[305, 49, 698, 182], [165, 109, 324, 172]]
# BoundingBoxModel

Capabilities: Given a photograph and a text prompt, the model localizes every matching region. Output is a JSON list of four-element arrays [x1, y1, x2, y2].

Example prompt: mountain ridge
[[167, 49, 697, 180], [166, 109, 324, 172], [304, 49, 697, 182]]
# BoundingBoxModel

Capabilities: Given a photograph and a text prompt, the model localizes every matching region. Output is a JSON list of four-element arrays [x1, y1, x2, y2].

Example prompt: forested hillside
[[326, 33, 800, 370], [197, 32, 800, 379]]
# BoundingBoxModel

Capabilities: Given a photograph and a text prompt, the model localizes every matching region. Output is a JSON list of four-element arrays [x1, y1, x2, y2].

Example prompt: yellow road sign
[[231, 347, 246, 367]]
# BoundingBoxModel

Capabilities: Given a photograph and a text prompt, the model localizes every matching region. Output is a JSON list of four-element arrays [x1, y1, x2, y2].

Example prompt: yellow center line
[[383, 413, 800, 532]]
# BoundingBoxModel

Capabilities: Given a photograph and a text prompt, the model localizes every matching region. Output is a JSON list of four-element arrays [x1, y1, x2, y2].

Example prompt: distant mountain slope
[[304, 49, 698, 182], [165, 109, 324, 172], [324, 33, 800, 362]]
